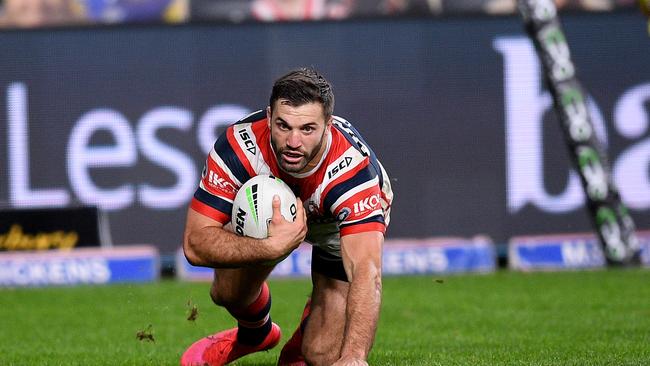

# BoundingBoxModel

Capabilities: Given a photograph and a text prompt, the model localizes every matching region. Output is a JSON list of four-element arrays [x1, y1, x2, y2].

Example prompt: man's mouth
[[281, 151, 304, 164]]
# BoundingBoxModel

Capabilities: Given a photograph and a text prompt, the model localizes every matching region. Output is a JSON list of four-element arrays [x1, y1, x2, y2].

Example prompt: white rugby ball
[[231, 175, 297, 239]]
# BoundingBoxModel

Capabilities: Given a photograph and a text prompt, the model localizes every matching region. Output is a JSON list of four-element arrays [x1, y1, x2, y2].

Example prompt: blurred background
[[0, 0, 641, 27], [0, 0, 648, 284]]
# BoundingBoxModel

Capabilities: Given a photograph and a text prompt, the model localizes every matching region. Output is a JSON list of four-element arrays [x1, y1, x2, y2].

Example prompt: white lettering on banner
[[4, 81, 249, 211], [493, 37, 650, 214], [382, 251, 402, 274], [68, 109, 137, 210], [612, 84, 650, 210], [8, 83, 70, 207], [382, 248, 448, 274], [0, 258, 110, 286], [137, 107, 196, 209], [197, 105, 251, 155], [5, 53, 649, 218], [561, 241, 604, 267]]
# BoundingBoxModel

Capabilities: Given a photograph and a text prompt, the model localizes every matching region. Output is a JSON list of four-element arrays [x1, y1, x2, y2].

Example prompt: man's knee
[[209, 279, 267, 309], [209, 281, 248, 308], [209, 283, 231, 307], [302, 274, 349, 365], [302, 342, 340, 366]]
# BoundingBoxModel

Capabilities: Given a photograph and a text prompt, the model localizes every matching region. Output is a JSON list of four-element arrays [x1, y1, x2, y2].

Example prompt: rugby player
[[181, 67, 393, 366]]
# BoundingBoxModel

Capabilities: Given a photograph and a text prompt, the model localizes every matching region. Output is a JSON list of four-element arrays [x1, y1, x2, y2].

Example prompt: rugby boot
[[181, 322, 281, 366]]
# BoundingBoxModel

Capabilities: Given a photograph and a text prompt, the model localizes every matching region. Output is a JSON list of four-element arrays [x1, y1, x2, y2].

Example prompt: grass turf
[[0, 269, 649, 365]]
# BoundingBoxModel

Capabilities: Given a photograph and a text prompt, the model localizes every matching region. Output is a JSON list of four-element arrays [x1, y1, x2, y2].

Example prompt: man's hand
[[264, 195, 307, 258], [331, 357, 369, 366], [183, 195, 306, 267], [338, 231, 384, 363]]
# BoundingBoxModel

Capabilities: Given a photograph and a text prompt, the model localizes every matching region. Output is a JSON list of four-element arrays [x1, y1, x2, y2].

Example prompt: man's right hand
[[265, 195, 307, 258]]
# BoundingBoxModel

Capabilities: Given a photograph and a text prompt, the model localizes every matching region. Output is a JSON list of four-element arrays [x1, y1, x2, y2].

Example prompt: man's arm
[[183, 196, 307, 268], [334, 230, 384, 365]]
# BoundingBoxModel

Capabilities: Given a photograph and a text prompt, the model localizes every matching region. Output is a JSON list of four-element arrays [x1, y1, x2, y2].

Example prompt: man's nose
[[287, 131, 302, 148]]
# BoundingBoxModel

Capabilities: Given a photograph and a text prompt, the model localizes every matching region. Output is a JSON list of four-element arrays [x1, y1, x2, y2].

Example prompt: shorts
[[311, 246, 348, 282]]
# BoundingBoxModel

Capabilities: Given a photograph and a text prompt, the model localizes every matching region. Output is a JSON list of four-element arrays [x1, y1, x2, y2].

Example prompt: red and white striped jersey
[[190, 110, 393, 257]]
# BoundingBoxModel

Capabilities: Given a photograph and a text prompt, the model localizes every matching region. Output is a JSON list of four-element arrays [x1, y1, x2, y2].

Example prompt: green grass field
[[1, 269, 649, 366]]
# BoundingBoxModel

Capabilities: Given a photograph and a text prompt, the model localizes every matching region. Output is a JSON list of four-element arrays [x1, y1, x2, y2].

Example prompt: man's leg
[[301, 271, 350, 366], [211, 265, 277, 345], [181, 264, 281, 366], [277, 298, 311, 366]]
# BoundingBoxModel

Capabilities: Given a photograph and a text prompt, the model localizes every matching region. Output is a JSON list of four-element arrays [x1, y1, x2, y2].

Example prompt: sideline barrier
[[0, 246, 159, 287], [382, 237, 495, 275], [509, 231, 650, 271], [176, 236, 496, 281]]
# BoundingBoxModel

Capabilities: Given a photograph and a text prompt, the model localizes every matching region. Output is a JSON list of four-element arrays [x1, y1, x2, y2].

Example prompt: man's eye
[[303, 126, 314, 133]]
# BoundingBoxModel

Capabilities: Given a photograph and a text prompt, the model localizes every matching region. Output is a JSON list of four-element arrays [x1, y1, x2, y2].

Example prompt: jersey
[[190, 109, 393, 258]]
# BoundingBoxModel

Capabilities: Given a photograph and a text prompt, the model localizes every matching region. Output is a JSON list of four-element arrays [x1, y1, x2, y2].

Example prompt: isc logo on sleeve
[[237, 128, 257, 155], [327, 157, 353, 179]]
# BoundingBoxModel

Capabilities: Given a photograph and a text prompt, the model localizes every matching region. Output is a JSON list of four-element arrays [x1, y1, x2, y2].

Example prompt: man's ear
[[325, 116, 333, 133], [266, 106, 272, 128]]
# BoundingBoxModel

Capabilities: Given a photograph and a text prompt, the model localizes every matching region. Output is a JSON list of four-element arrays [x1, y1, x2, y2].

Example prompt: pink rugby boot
[[181, 322, 281, 366]]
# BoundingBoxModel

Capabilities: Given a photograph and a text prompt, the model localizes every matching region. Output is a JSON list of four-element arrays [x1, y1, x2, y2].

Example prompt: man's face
[[268, 99, 331, 174]]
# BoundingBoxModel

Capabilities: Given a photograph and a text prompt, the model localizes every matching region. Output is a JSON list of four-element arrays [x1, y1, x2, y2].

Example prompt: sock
[[226, 282, 272, 346]]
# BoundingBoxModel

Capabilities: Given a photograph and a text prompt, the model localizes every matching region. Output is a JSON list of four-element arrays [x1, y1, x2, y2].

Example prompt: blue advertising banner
[[509, 231, 650, 271], [176, 237, 496, 280], [0, 246, 159, 286], [382, 237, 496, 275]]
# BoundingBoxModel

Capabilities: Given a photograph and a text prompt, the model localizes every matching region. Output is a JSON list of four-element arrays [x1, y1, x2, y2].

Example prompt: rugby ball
[[231, 175, 297, 239]]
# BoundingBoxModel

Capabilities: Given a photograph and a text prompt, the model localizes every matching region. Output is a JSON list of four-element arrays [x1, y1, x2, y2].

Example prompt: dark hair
[[269, 67, 334, 119]]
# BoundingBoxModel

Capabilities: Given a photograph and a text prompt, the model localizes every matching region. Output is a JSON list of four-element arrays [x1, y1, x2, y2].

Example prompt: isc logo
[[327, 157, 353, 179], [238, 129, 257, 155], [353, 194, 381, 214]]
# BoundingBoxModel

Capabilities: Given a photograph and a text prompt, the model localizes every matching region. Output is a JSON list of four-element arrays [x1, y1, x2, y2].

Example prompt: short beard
[[271, 130, 326, 173]]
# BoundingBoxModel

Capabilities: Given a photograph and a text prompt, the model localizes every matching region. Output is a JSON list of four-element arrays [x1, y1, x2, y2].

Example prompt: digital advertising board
[[0, 12, 648, 253]]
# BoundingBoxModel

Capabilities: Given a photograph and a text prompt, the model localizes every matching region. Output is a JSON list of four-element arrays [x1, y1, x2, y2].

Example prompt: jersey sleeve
[[190, 128, 252, 224], [324, 162, 387, 237]]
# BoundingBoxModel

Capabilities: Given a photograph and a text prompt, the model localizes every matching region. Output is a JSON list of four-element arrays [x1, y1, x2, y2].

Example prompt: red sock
[[226, 282, 272, 346]]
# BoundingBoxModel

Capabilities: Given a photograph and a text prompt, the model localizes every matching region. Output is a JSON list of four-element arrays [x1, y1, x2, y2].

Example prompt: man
[[181, 67, 393, 366]]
